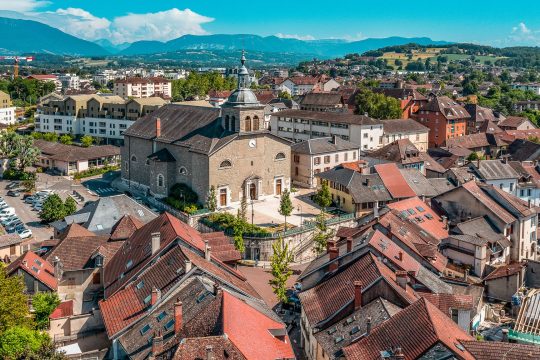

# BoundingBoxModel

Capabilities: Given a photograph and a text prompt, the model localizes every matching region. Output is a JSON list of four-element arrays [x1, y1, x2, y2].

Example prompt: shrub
[[73, 165, 119, 180], [206, 212, 270, 236], [170, 183, 198, 204]]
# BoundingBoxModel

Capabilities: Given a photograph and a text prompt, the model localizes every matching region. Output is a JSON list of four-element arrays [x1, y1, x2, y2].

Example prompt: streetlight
[[297, 204, 303, 226]]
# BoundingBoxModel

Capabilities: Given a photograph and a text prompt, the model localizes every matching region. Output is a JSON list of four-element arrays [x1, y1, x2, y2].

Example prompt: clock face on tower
[[249, 139, 257, 148]]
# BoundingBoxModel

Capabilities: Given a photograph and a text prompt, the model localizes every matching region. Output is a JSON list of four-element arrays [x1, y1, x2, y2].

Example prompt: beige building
[[382, 118, 430, 152], [113, 77, 171, 99], [291, 136, 359, 188], [0, 90, 16, 125], [121, 53, 292, 207]]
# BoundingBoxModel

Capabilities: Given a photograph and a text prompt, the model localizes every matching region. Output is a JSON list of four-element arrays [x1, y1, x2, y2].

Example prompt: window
[[510, 183, 514, 192], [231, 116, 236, 130], [244, 116, 251, 131], [324, 156, 331, 164], [451, 309, 459, 324], [179, 167, 187, 175], [156, 311, 167, 322], [293, 155, 300, 163], [344, 152, 348, 161], [314, 157, 321, 165], [225, 115, 230, 130], [275, 152, 286, 160], [353, 152, 357, 160], [157, 174, 164, 187], [140, 324, 152, 335], [131, 155, 137, 162], [219, 160, 232, 168], [164, 319, 175, 331], [335, 154, 339, 162], [253, 116, 259, 131]]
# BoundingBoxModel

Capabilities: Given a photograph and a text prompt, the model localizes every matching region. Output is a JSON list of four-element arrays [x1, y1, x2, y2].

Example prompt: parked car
[[7, 190, 20, 197], [6, 222, 23, 233], [0, 212, 16, 221], [35, 190, 54, 197], [33, 204, 42, 212], [0, 207, 15, 217], [17, 228, 32, 239], [5, 182, 19, 190], [2, 216, 20, 226], [25, 196, 35, 204]]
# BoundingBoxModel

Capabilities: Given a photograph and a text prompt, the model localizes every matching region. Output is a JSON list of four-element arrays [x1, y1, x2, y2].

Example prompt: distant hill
[[120, 34, 450, 58], [94, 39, 131, 54], [0, 17, 108, 56]]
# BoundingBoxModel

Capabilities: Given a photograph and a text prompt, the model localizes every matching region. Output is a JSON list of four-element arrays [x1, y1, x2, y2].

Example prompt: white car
[[35, 190, 54, 197], [17, 228, 32, 239]]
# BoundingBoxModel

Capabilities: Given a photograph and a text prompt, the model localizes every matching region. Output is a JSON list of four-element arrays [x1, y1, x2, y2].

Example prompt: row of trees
[[39, 194, 77, 223], [0, 266, 66, 359], [31, 132, 95, 147], [171, 72, 237, 102], [0, 77, 56, 106]]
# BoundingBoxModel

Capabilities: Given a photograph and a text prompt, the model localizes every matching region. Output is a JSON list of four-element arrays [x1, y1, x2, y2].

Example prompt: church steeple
[[237, 50, 250, 89]]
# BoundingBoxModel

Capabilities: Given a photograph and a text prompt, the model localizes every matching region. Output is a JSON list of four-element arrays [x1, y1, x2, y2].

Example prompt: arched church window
[[131, 155, 137, 162], [244, 116, 251, 132], [253, 116, 260, 131], [219, 160, 232, 169], [157, 174, 164, 187], [275, 152, 286, 160], [179, 167, 188, 175]]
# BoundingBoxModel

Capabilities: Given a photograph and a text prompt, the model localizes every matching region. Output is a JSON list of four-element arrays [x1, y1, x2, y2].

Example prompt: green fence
[[509, 329, 540, 345]]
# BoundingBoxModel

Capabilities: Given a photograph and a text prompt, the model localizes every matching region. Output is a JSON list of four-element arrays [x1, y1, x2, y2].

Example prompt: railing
[[509, 329, 540, 344]]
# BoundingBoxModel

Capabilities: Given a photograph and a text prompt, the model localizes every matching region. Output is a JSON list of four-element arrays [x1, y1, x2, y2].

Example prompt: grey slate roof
[[399, 169, 455, 197], [447, 234, 488, 247], [274, 109, 382, 126], [472, 160, 520, 180], [382, 119, 429, 134], [62, 195, 157, 234], [507, 139, 540, 162], [316, 167, 392, 203], [454, 216, 511, 248], [300, 92, 344, 106], [291, 137, 359, 155]]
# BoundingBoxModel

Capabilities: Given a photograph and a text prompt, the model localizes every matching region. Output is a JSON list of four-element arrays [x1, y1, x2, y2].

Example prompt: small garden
[[203, 212, 270, 237], [73, 164, 120, 180], [164, 183, 205, 215]]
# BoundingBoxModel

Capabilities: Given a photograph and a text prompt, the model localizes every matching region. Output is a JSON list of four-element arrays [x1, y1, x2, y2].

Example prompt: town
[[2, 4, 540, 360]]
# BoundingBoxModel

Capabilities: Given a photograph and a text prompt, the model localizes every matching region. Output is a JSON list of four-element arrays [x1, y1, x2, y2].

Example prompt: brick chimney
[[155, 117, 161, 138], [354, 281, 362, 310], [366, 316, 372, 335], [346, 237, 353, 253], [396, 251, 403, 262], [395, 271, 408, 290], [327, 240, 336, 254], [151, 287, 160, 305], [151, 232, 161, 255], [328, 246, 339, 271], [151, 331, 164, 355], [184, 259, 192, 272], [174, 300, 183, 335], [204, 240, 211, 261], [441, 215, 448, 230]]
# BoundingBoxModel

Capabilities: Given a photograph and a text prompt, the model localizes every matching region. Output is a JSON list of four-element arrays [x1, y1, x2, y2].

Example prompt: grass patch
[[73, 165, 119, 180]]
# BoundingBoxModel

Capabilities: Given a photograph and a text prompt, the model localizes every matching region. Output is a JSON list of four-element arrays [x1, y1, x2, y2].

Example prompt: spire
[[237, 50, 250, 89], [241, 49, 246, 66]]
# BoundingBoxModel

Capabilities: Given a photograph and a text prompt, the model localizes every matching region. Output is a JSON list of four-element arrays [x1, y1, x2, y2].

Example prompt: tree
[[0, 268, 29, 335], [278, 90, 292, 100], [21, 178, 36, 193], [14, 136, 40, 173], [232, 216, 245, 254], [0, 326, 48, 359], [32, 292, 60, 330], [59, 134, 73, 145], [269, 237, 293, 303], [467, 152, 480, 162], [312, 212, 334, 255], [39, 194, 66, 223], [206, 185, 217, 212], [355, 88, 402, 119], [314, 180, 332, 211], [80, 135, 94, 147], [278, 189, 293, 231], [63, 197, 77, 217]]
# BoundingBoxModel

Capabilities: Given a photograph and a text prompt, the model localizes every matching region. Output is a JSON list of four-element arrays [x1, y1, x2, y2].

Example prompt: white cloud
[[509, 22, 539, 44], [0, 0, 49, 12], [37, 8, 112, 41], [110, 8, 213, 44], [342, 33, 366, 42], [275, 33, 316, 41]]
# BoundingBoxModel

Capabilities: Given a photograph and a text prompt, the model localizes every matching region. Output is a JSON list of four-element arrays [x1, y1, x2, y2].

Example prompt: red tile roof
[[6, 251, 58, 291], [299, 253, 417, 326], [368, 230, 421, 273], [420, 293, 474, 314], [387, 197, 449, 240], [44, 233, 109, 272], [222, 291, 295, 360], [459, 340, 540, 360], [374, 163, 416, 199], [483, 262, 525, 281], [49, 300, 74, 319], [173, 335, 247, 360], [109, 215, 144, 241], [343, 298, 475, 360], [58, 222, 95, 240]]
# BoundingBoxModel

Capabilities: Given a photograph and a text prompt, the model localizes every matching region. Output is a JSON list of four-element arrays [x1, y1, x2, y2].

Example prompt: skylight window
[[126, 260, 133, 269], [31, 266, 40, 273], [334, 336, 344, 344], [164, 319, 175, 331], [416, 206, 425, 212], [425, 213, 434, 220], [156, 311, 167, 322], [143, 294, 152, 304], [96, 224, 103, 230], [136, 281, 144, 290], [138, 210, 144, 217], [350, 326, 360, 335], [407, 208, 416, 215], [140, 324, 151, 335], [327, 327, 337, 335], [34, 259, 42, 267]]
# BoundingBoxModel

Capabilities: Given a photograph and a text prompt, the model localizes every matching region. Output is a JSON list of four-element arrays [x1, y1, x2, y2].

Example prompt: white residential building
[[270, 109, 383, 150], [93, 70, 117, 87], [512, 83, 540, 95], [0, 91, 15, 125], [113, 77, 172, 99], [59, 73, 80, 91]]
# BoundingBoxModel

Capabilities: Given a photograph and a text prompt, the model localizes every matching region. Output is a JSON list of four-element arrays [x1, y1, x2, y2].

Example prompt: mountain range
[[0, 16, 450, 63]]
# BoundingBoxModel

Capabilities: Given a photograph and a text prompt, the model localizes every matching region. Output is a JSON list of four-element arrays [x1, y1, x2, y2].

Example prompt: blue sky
[[0, 0, 539, 46]]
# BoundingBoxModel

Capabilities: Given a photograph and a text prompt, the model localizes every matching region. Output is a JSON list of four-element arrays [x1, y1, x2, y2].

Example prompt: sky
[[0, 0, 539, 46]]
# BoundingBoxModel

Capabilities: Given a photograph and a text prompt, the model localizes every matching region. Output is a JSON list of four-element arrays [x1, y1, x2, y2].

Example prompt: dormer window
[[95, 255, 103, 267]]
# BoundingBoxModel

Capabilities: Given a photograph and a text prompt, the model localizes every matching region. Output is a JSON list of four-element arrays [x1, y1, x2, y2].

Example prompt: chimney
[[441, 215, 448, 230], [354, 281, 362, 310], [206, 345, 215, 360], [366, 316, 372, 335], [151, 331, 164, 355], [329, 246, 339, 271], [364, 178, 370, 186], [151, 232, 161, 255], [174, 300, 183, 335], [331, 135, 337, 144], [184, 259, 192, 273], [151, 287, 160, 305], [421, 194, 426, 203], [327, 240, 336, 254], [395, 271, 408, 289], [346, 237, 353, 253], [393, 347, 405, 360], [204, 240, 211, 261], [397, 251, 403, 262], [155, 117, 161, 138], [213, 283, 221, 296]]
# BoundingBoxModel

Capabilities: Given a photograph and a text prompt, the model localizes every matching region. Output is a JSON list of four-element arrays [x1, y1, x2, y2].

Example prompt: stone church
[[121, 52, 292, 208]]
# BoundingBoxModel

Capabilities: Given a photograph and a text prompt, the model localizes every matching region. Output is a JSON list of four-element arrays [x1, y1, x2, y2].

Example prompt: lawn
[[380, 48, 504, 68]]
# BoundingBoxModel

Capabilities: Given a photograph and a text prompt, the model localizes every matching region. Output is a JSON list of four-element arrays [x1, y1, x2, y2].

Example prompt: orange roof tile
[[387, 197, 449, 240], [374, 163, 416, 199], [6, 251, 58, 291], [49, 300, 74, 319]]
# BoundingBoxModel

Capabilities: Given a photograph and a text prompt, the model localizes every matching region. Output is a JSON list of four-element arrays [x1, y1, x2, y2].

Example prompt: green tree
[[63, 197, 77, 217], [21, 178, 36, 193], [278, 90, 292, 99], [232, 215, 245, 254], [314, 180, 332, 211], [355, 88, 402, 119], [42, 133, 58, 143], [80, 135, 94, 148], [39, 194, 65, 223], [312, 212, 334, 255], [206, 185, 217, 212], [13, 136, 40, 173], [467, 152, 480, 161], [269, 237, 293, 303], [0, 268, 29, 335], [59, 134, 73, 145], [278, 189, 293, 231], [0, 326, 48, 359], [32, 292, 60, 330]]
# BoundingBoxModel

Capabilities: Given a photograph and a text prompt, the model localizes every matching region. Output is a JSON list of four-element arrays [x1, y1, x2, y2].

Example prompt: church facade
[[120, 53, 292, 208]]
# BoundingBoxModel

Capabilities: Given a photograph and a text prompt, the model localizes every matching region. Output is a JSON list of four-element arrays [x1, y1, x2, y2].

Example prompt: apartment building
[[35, 94, 167, 145], [270, 109, 383, 149], [0, 90, 15, 125], [113, 77, 172, 99], [59, 73, 80, 91], [381, 118, 430, 151], [92, 70, 117, 87], [512, 83, 540, 95]]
